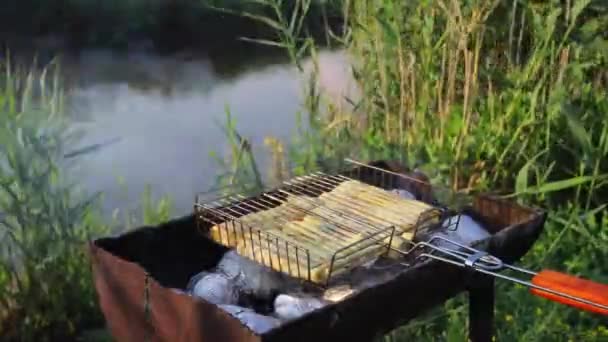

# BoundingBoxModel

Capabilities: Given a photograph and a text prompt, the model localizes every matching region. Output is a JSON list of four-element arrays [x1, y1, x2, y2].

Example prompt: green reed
[[0, 55, 103, 341], [0, 55, 172, 341]]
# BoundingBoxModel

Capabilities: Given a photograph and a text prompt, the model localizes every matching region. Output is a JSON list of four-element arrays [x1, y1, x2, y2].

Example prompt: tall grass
[[216, 0, 608, 340], [0, 55, 105, 341], [0, 56, 172, 341]]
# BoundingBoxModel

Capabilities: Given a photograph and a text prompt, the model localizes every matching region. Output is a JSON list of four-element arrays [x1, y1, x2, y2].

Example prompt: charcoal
[[218, 304, 282, 334], [218, 304, 254, 316], [189, 272, 240, 305], [216, 250, 301, 299], [215, 250, 245, 279], [186, 270, 212, 292], [432, 214, 491, 249], [273, 294, 328, 321], [390, 188, 416, 200], [237, 289, 282, 315], [238, 311, 282, 334], [349, 259, 406, 290]]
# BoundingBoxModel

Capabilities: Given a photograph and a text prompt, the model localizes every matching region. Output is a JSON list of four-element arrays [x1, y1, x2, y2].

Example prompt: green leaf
[[565, 111, 594, 156], [570, 0, 592, 25], [446, 108, 463, 136], [374, 14, 398, 46], [507, 174, 607, 197], [296, 39, 312, 60], [579, 17, 603, 40], [238, 37, 285, 48], [515, 149, 547, 195], [239, 12, 284, 31]]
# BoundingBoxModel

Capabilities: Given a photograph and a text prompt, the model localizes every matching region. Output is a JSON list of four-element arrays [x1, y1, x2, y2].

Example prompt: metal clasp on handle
[[403, 235, 608, 315], [465, 251, 489, 268]]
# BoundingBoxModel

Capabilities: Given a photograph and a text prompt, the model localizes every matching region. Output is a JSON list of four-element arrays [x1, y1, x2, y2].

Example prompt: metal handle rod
[[420, 252, 608, 312], [408, 237, 608, 312]]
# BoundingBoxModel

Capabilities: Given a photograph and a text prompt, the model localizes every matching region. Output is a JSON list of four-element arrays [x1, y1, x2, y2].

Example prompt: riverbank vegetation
[[1, 0, 608, 341], [0, 59, 172, 340], [0, 0, 343, 50]]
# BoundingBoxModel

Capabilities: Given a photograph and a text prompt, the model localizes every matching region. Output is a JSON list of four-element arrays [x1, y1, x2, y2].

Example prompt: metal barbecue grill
[[89, 159, 608, 342]]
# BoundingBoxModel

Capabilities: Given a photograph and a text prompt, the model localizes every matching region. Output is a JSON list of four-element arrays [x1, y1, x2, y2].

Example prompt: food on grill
[[208, 222, 239, 248], [236, 240, 314, 280], [208, 195, 315, 247], [218, 304, 282, 334], [235, 226, 398, 283], [385, 235, 410, 258], [188, 271, 240, 305], [317, 182, 436, 231], [204, 177, 441, 284], [216, 250, 295, 299], [327, 180, 430, 210], [323, 285, 356, 302], [273, 294, 328, 321]]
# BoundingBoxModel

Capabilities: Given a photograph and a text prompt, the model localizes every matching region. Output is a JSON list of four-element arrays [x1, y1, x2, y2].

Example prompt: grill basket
[[194, 160, 453, 287]]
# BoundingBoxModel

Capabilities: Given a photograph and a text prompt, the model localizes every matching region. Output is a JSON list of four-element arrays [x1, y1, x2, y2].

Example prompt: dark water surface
[[9, 41, 355, 218]]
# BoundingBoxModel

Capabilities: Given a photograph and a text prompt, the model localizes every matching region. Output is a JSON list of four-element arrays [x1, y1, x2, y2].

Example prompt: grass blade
[[515, 149, 547, 195], [506, 174, 607, 197]]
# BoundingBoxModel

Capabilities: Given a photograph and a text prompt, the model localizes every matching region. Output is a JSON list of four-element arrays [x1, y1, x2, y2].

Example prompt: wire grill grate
[[195, 160, 448, 287]]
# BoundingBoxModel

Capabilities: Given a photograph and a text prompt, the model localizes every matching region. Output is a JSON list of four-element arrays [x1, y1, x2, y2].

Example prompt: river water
[[21, 45, 355, 217]]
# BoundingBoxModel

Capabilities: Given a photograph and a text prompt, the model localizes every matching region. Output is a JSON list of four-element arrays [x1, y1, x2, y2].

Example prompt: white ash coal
[[391, 189, 416, 200], [186, 248, 414, 332], [215, 250, 303, 300], [187, 271, 240, 305], [188, 250, 306, 311], [218, 305, 282, 334], [187, 250, 325, 333], [273, 294, 327, 321], [430, 214, 491, 249]]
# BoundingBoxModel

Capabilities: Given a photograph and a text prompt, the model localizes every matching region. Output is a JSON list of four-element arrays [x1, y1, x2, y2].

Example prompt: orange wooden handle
[[531, 269, 608, 316]]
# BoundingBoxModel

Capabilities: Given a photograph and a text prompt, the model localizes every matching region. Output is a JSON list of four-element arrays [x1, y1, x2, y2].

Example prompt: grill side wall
[[90, 241, 263, 342]]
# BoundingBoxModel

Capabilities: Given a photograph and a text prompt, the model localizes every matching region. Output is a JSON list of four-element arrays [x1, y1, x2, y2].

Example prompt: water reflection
[[48, 47, 355, 217]]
